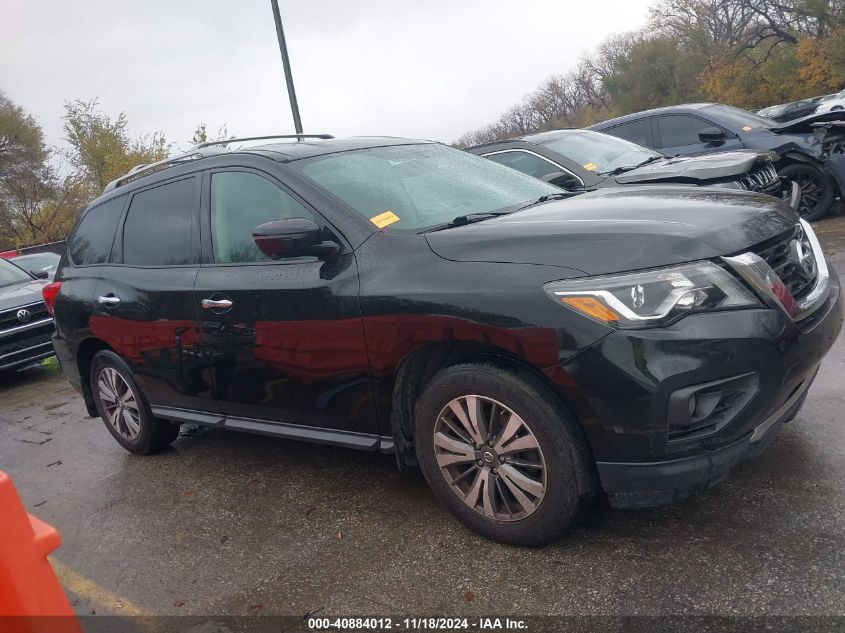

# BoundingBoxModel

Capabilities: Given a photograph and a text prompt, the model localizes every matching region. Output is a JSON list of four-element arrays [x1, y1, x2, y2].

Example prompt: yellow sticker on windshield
[[583, 162, 598, 171], [742, 125, 753, 132], [370, 210, 400, 228]]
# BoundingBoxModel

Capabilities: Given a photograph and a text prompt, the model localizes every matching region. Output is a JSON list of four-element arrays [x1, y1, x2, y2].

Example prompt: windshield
[[296, 143, 559, 230], [540, 130, 661, 175], [13, 253, 60, 270], [0, 257, 33, 287], [705, 104, 774, 130]]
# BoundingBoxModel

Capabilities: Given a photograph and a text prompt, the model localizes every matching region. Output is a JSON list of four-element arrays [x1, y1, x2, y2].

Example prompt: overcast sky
[[1, 0, 654, 152]]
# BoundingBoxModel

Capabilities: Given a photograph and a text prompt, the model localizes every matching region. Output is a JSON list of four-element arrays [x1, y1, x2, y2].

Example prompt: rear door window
[[68, 196, 126, 266], [122, 177, 199, 266]]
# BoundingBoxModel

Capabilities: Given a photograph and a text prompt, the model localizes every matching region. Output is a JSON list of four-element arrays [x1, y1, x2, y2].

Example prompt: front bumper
[[597, 367, 813, 508], [554, 266, 843, 508]]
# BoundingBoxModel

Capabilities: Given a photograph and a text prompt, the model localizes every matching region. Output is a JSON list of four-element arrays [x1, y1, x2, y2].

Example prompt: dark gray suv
[[0, 257, 54, 372]]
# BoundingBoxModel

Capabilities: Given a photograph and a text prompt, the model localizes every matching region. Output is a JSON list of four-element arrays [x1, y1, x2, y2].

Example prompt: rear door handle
[[201, 298, 233, 310], [97, 294, 121, 307]]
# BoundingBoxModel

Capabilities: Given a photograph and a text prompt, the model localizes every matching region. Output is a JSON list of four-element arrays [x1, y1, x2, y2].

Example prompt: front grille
[[0, 301, 50, 333], [753, 225, 817, 302], [737, 163, 781, 194]]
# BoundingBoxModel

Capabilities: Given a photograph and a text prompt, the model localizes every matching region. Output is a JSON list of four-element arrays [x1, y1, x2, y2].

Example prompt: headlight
[[544, 261, 760, 328]]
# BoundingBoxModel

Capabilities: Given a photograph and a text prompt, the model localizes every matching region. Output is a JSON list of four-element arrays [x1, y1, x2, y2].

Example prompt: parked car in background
[[0, 257, 54, 373], [10, 252, 61, 280], [757, 98, 822, 122], [47, 134, 842, 546], [589, 102, 845, 221], [815, 89, 845, 114], [467, 129, 799, 210]]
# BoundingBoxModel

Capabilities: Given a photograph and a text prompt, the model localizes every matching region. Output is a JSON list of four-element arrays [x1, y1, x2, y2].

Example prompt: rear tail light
[[42, 281, 61, 316]]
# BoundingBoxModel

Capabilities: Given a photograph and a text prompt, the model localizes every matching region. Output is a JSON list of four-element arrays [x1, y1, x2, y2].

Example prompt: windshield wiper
[[431, 210, 515, 230], [602, 155, 664, 176], [517, 191, 580, 211]]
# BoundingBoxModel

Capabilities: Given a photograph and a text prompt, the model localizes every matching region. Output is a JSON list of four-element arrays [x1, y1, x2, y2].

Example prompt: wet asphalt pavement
[[1, 214, 844, 621]]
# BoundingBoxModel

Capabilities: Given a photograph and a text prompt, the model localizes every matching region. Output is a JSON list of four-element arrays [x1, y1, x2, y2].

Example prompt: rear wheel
[[778, 163, 835, 221], [414, 362, 594, 546], [90, 350, 180, 454]]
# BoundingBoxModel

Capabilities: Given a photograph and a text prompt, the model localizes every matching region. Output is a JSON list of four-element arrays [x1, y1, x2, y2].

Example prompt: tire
[[414, 361, 594, 546], [90, 350, 180, 454], [778, 163, 835, 221]]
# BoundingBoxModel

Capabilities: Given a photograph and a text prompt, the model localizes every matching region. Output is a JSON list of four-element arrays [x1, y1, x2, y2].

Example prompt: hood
[[613, 150, 777, 185], [425, 187, 797, 276], [769, 110, 845, 133], [0, 279, 48, 313]]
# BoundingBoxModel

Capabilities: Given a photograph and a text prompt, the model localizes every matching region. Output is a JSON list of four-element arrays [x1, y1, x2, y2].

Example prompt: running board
[[150, 405, 394, 453]]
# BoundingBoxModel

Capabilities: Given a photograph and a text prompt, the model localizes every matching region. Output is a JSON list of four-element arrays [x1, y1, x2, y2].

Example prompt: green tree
[[603, 36, 704, 112], [0, 92, 80, 248], [0, 92, 47, 180], [189, 122, 233, 147], [62, 99, 170, 195]]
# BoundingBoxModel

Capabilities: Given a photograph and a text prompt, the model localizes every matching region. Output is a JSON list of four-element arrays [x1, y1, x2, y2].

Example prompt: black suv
[[467, 129, 799, 210], [589, 103, 845, 220], [48, 135, 843, 546], [0, 256, 54, 372]]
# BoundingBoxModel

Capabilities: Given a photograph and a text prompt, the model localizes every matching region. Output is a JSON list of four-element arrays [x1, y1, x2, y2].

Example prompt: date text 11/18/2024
[[307, 616, 528, 630]]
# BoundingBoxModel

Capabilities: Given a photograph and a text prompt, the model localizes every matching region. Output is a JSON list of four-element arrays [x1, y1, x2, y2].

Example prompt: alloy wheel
[[433, 395, 547, 521], [97, 367, 141, 440], [795, 172, 825, 218]]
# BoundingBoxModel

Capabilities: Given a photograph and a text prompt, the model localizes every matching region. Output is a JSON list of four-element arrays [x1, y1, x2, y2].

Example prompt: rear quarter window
[[68, 196, 126, 266]]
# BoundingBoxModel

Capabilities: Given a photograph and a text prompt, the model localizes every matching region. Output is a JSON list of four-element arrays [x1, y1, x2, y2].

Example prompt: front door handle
[[97, 294, 121, 307], [201, 298, 233, 310]]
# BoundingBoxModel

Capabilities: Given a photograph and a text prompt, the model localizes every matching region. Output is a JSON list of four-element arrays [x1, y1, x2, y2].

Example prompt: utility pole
[[270, 0, 303, 135]]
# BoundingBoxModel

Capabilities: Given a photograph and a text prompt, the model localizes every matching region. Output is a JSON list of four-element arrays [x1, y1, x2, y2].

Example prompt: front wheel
[[778, 163, 835, 221], [414, 362, 594, 546], [90, 350, 180, 454]]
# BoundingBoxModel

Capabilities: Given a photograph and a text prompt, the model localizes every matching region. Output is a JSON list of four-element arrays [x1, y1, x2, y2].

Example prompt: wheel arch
[[75, 337, 116, 418], [389, 341, 593, 472]]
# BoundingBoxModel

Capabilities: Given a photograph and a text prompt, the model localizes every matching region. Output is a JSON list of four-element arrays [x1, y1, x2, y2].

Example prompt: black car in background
[[467, 129, 799, 210], [47, 135, 842, 546], [0, 257, 54, 372], [589, 103, 845, 220]]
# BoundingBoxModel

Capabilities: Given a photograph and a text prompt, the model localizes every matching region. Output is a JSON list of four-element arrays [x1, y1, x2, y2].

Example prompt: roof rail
[[191, 133, 334, 150], [103, 133, 335, 193], [103, 152, 205, 193]]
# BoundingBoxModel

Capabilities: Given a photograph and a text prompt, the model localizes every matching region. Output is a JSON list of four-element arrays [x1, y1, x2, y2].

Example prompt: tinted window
[[657, 115, 715, 148], [484, 151, 562, 180], [69, 196, 125, 266], [210, 171, 315, 263], [606, 119, 650, 146], [123, 178, 197, 266]]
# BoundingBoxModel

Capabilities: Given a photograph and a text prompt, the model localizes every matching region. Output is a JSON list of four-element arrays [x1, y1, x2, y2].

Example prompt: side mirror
[[698, 127, 725, 143], [541, 172, 583, 190], [252, 218, 338, 260]]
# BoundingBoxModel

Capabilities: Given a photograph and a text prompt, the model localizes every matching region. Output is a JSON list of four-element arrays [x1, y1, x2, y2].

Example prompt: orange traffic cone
[[0, 471, 81, 633]]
